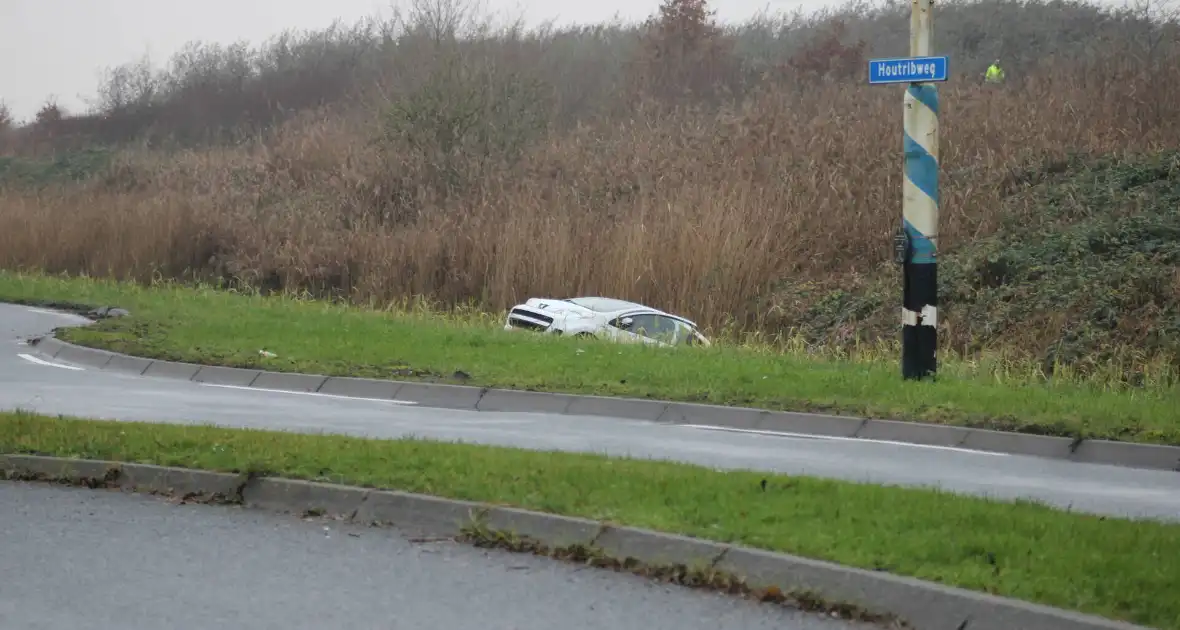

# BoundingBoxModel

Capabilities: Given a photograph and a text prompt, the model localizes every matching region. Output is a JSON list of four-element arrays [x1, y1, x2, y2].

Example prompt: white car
[[503, 296, 711, 347]]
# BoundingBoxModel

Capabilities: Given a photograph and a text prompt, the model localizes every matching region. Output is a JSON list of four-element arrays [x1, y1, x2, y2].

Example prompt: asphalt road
[[2, 303, 1178, 521], [0, 481, 870, 630]]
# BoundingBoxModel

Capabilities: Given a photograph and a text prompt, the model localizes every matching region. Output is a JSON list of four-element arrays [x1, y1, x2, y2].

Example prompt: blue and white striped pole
[[902, 0, 939, 379]]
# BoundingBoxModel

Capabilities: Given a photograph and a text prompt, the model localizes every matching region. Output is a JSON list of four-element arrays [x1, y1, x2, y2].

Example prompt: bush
[[772, 151, 1180, 379], [378, 51, 552, 221]]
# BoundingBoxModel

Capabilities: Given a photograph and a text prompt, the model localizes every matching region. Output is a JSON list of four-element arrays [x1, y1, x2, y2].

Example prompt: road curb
[[0, 454, 1152, 630], [25, 334, 1180, 473]]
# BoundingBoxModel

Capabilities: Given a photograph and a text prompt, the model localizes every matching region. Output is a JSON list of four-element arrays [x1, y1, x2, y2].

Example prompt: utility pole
[[901, 0, 939, 379], [869, 0, 945, 380]]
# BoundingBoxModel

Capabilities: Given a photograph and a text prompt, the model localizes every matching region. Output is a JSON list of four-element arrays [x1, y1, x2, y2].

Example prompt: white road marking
[[21, 306, 94, 326], [199, 383, 419, 405], [399, 418, 539, 428], [25, 306, 91, 322], [680, 423, 1010, 456], [17, 353, 85, 371]]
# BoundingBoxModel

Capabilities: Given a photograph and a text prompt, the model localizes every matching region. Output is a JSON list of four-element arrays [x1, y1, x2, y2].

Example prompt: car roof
[[561, 297, 699, 328], [561, 297, 649, 313]]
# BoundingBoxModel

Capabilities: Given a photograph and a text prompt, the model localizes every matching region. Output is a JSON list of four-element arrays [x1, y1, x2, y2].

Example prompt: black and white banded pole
[[900, 0, 940, 380], [869, 0, 947, 380]]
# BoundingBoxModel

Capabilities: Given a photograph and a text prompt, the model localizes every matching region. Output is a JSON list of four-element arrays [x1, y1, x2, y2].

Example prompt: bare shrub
[[798, 20, 866, 81], [378, 51, 552, 218], [0, 103, 12, 132], [33, 100, 65, 126], [626, 0, 744, 103]]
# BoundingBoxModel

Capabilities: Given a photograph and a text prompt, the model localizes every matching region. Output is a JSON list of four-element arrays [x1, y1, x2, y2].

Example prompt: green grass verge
[[2, 411, 1177, 628], [1, 270, 1179, 445], [0, 147, 113, 189]]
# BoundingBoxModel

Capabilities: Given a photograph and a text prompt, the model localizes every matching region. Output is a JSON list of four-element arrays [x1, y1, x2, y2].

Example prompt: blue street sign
[[868, 56, 949, 84]]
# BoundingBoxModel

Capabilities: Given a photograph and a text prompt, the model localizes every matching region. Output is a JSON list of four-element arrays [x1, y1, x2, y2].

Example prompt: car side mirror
[[619, 317, 633, 329]]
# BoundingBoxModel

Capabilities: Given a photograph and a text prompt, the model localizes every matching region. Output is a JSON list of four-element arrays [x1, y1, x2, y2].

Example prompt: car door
[[610, 313, 680, 346]]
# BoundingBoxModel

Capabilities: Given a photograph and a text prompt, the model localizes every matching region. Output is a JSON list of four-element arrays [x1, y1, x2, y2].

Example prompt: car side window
[[628, 314, 684, 343], [625, 314, 657, 337], [665, 320, 700, 345], [608, 315, 633, 330], [678, 325, 702, 346]]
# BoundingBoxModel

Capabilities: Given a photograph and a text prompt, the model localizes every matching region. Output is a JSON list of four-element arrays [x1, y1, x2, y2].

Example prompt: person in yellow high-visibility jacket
[[985, 59, 1005, 83]]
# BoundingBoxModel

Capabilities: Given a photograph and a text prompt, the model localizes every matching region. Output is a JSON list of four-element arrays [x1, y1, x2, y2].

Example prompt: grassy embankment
[[2, 411, 1177, 628], [0, 0, 1177, 385], [2, 270, 1178, 445]]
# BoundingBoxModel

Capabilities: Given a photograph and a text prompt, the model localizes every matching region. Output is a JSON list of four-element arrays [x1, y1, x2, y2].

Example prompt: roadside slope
[[770, 150, 1180, 388], [1, 271, 1178, 450]]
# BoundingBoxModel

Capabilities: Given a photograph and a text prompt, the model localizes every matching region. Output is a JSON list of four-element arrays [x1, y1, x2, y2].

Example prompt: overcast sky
[[0, 0, 837, 122]]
